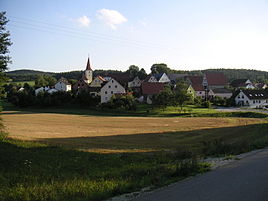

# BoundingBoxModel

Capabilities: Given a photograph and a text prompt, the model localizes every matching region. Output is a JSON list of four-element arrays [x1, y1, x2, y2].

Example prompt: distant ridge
[[5, 68, 268, 83], [6, 69, 54, 75]]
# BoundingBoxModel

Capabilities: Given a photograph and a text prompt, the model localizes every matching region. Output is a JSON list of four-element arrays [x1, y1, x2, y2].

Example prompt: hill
[[5, 68, 268, 84]]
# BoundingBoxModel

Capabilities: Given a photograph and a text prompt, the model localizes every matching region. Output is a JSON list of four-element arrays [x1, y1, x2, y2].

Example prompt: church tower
[[83, 57, 93, 84]]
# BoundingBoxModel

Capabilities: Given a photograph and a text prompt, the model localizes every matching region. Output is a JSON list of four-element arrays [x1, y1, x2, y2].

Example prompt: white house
[[55, 77, 71, 92], [128, 76, 142, 88], [234, 90, 268, 108], [231, 79, 255, 89], [155, 73, 170, 83], [100, 78, 126, 103], [35, 86, 58, 95]]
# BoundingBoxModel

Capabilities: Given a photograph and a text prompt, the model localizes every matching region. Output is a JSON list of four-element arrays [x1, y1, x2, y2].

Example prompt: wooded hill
[[6, 68, 268, 83]]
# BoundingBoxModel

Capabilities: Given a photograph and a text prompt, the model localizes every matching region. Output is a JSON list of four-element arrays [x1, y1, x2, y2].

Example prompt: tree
[[0, 12, 12, 72], [126, 65, 139, 78], [152, 86, 174, 109], [174, 83, 191, 111], [137, 68, 147, 80], [0, 12, 12, 98], [150, 63, 171, 74], [35, 75, 56, 87]]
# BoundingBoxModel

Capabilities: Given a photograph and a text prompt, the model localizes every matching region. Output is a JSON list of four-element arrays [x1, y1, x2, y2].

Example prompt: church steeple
[[86, 57, 92, 71], [83, 56, 93, 84]]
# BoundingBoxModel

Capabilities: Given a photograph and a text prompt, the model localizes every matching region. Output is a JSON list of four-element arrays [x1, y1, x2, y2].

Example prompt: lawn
[[7, 80, 35, 86], [1, 104, 268, 201]]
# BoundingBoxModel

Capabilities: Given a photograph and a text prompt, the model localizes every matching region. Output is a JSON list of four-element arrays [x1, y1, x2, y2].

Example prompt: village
[[32, 57, 268, 109]]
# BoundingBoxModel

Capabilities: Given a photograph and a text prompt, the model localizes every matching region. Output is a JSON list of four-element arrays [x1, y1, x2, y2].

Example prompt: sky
[[1, 0, 268, 73]]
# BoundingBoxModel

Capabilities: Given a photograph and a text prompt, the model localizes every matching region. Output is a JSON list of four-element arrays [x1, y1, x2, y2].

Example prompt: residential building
[[141, 82, 165, 104], [100, 78, 126, 103], [128, 76, 142, 88], [234, 89, 268, 108], [230, 79, 254, 89], [55, 77, 72, 92]]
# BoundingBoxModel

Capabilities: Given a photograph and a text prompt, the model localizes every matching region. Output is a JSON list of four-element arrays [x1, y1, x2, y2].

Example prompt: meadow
[[1, 104, 268, 201]]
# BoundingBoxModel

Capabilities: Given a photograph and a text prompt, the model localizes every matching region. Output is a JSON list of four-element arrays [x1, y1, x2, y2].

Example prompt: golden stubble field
[[2, 111, 266, 152]]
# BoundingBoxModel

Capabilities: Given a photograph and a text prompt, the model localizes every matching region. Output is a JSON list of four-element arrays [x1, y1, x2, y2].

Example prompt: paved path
[[131, 148, 268, 201]]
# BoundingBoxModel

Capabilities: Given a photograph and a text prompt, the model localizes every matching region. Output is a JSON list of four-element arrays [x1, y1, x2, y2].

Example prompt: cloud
[[97, 9, 127, 29], [76, 15, 91, 27]]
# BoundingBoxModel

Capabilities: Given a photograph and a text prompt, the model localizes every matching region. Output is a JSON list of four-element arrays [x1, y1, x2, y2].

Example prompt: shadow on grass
[[36, 123, 268, 154], [1, 123, 268, 201]]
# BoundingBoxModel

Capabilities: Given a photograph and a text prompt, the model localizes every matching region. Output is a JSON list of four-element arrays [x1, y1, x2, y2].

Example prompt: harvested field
[[2, 110, 267, 152]]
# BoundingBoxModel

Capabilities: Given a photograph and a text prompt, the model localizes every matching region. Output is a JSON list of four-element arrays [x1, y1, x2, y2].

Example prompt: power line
[[8, 15, 178, 50]]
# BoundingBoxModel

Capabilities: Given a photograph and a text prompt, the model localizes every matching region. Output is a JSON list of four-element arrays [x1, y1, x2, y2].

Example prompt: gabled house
[[234, 89, 268, 108], [154, 73, 170, 83], [100, 78, 126, 103], [90, 76, 106, 88], [73, 58, 93, 91], [211, 88, 233, 99], [255, 83, 267, 89], [203, 72, 228, 89], [186, 76, 206, 99], [55, 77, 72, 92], [108, 73, 131, 89], [128, 76, 142, 88], [35, 86, 58, 95], [167, 73, 187, 85], [230, 79, 254, 89], [144, 75, 158, 83], [141, 82, 165, 104]]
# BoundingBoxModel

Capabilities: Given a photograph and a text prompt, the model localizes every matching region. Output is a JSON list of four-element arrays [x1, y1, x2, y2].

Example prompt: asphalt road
[[131, 148, 268, 201]]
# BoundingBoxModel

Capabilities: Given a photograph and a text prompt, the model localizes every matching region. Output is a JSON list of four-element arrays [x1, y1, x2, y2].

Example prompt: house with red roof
[[203, 72, 228, 89], [141, 82, 165, 104]]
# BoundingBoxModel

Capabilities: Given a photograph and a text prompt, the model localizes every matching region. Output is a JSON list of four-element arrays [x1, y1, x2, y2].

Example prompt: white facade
[[245, 79, 255, 89], [147, 75, 158, 82], [128, 76, 142, 88], [158, 73, 170, 83], [100, 78, 126, 103], [55, 81, 71, 92], [235, 91, 268, 108], [35, 87, 58, 95], [84, 69, 93, 84], [213, 92, 232, 99]]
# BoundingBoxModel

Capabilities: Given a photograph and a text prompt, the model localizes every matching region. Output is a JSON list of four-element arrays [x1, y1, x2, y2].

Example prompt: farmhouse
[[100, 78, 126, 103], [128, 76, 142, 88], [55, 77, 72, 92], [230, 79, 254, 89], [211, 88, 233, 99], [203, 72, 228, 89], [141, 82, 165, 104], [234, 89, 268, 108]]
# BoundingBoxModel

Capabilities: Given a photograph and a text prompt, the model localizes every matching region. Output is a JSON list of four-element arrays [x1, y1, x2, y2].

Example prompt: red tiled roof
[[205, 73, 227, 86], [108, 73, 132, 84], [187, 76, 203, 85], [192, 84, 204, 91], [142, 82, 165, 95], [97, 76, 106, 82]]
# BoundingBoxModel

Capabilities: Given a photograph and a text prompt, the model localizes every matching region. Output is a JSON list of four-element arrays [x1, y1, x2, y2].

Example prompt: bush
[[101, 94, 137, 111], [201, 101, 211, 108]]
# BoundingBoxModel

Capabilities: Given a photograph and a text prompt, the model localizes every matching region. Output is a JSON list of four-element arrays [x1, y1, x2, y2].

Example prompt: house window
[[112, 80, 114, 83], [238, 96, 240, 99], [109, 85, 111, 88], [111, 91, 113, 94], [199, 92, 202, 94], [242, 96, 244, 99], [115, 85, 117, 88], [105, 91, 107, 94], [253, 100, 255, 104]]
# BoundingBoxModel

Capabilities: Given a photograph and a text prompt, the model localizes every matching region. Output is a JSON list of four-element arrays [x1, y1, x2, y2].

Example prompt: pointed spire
[[86, 57, 92, 71]]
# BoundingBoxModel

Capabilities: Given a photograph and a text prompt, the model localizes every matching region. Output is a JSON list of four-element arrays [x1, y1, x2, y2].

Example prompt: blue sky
[[1, 0, 268, 72]]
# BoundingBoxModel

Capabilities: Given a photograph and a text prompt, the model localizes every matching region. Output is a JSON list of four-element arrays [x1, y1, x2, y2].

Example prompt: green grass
[[7, 80, 35, 86], [2, 101, 268, 201], [1, 122, 268, 201]]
